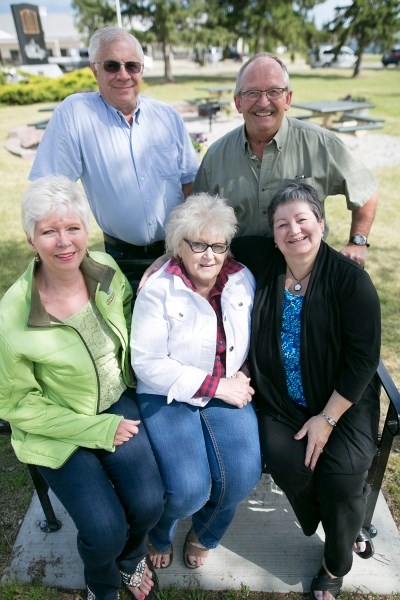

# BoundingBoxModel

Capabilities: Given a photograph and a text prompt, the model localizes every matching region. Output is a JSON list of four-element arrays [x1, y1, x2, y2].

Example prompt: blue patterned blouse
[[281, 289, 307, 407]]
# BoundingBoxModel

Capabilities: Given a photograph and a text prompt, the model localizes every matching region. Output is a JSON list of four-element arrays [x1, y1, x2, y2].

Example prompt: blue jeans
[[38, 389, 165, 600], [137, 393, 262, 551]]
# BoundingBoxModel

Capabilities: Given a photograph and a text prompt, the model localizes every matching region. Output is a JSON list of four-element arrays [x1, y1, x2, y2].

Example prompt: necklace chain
[[287, 266, 313, 292]]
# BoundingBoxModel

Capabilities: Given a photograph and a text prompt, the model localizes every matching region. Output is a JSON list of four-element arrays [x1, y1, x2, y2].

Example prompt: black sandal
[[354, 527, 374, 559], [310, 565, 343, 600], [120, 557, 159, 599]]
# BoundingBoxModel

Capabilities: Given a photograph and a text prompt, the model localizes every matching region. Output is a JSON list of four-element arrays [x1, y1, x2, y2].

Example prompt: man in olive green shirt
[[193, 52, 378, 268]]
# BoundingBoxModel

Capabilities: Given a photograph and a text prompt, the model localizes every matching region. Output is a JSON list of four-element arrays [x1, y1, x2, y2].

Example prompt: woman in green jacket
[[0, 175, 164, 600]]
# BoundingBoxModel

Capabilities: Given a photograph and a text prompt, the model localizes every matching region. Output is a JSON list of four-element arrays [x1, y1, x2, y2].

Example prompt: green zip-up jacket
[[0, 251, 134, 468]]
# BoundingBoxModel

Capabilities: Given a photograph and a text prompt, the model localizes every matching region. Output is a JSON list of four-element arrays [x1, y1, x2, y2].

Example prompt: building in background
[[0, 7, 83, 65]]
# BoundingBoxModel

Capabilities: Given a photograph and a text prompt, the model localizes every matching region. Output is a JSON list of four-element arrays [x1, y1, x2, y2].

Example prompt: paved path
[[3, 475, 400, 594]]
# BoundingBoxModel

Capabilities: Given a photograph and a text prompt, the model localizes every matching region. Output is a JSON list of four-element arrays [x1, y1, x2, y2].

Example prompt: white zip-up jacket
[[131, 260, 255, 407]]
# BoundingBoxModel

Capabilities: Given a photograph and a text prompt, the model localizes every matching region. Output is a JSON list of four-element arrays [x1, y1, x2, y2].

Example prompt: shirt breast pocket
[[151, 143, 179, 178], [229, 300, 252, 313], [165, 301, 196, 342]]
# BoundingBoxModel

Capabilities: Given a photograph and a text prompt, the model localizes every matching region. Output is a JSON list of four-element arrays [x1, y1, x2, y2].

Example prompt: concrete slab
[[3, 474, 400, 594]]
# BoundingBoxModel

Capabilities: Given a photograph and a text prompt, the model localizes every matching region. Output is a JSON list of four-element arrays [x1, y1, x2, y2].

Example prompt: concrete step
[[3, 474, 400, 594]]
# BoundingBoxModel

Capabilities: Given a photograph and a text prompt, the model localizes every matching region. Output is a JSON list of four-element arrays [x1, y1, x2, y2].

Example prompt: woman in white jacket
[[131, 194, 262, 570]]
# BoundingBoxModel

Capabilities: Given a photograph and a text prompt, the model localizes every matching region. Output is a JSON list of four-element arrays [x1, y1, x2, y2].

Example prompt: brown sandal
[[146, 541, 174, 569], [183, 528, 209, 569]]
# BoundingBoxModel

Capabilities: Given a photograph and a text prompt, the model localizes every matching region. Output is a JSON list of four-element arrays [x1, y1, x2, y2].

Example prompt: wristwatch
[[349, 234, 370, 247]]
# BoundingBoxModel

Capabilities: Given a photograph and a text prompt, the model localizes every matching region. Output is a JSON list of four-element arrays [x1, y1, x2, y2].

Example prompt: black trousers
[[259, 413, 370, 577], [103, 234, 165, 295]]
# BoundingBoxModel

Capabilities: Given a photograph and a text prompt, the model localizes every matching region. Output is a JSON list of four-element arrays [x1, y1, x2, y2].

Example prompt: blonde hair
[[21, 175, 90, 239], [165, 194, 237, 257]]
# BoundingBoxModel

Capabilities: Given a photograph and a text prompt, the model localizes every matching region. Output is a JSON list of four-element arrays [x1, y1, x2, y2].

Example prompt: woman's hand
[[294, 415, 334, 471], [215, 376, 254, 408], [231, 370, 250, 381], [113, 419, 141, 446]]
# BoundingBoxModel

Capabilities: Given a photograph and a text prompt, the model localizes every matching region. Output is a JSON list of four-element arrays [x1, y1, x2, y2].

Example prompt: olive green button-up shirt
[[193, 116, 377, 237]]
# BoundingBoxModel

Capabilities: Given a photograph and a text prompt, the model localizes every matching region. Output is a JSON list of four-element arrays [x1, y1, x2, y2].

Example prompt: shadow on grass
[[0, 240, 33, 298]]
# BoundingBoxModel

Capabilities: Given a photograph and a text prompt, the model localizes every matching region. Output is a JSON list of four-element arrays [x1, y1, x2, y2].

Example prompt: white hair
[[21, 175, 91, 240], [88, 26, 144, 64], [165, 194, 238, 257]]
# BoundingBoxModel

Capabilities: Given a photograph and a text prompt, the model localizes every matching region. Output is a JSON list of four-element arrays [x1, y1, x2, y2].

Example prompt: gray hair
[[267, 183, 324, 230], [88, 26, 144, 64], [165, 194, 238, 257], [21, 175, 91, 240], [234, 52, 291, 96]]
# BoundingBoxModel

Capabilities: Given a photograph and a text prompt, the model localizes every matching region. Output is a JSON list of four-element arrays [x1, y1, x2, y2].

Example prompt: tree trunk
[[352, 40, 366, 78], [163, 41, 174, 83]]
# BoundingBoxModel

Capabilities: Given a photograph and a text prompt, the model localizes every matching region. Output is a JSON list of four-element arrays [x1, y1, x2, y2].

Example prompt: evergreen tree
[[327, 0, 400, 77]]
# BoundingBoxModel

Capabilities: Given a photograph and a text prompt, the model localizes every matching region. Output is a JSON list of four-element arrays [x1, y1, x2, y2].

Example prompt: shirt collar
[[101, 95, 141, 125], [243, 115, 288, 154]]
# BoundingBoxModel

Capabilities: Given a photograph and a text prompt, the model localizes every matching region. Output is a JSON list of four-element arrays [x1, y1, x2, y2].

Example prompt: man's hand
[[342, 190, 378, 267], [137, 254, 169, 293], [340, 243, 369, 267]]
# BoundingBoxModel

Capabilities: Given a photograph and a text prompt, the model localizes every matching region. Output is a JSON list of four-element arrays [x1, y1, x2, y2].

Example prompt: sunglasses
[[96, 60, 143, 74]]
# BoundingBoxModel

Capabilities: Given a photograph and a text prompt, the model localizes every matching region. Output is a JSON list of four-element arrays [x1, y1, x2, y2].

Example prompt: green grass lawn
[[0, 65, 399, 599]]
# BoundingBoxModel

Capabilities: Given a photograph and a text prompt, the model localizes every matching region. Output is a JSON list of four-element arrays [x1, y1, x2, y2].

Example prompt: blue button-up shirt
[[30, 92, 199, 245]]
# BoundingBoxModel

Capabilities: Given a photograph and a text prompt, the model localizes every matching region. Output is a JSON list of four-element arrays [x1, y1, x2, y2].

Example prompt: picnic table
[[291, 99, 384, 133], [196, 84, 234, 100]]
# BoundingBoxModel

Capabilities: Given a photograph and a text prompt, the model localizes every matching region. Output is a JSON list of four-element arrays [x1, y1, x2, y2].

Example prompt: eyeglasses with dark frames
[[184, 239, 230, 254], [240, 87, 288, 101], [96, 60, 143, 74]]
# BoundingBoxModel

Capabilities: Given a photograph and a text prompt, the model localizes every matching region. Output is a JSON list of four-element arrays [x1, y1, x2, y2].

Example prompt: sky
[[0, 0, 347, 28]]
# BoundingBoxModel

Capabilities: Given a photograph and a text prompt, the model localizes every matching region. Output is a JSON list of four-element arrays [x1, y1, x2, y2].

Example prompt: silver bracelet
[[320, 412, 337, 427]]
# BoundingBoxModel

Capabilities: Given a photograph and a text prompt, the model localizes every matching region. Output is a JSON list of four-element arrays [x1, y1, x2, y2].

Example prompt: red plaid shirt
[[165, 256, 244, 398]]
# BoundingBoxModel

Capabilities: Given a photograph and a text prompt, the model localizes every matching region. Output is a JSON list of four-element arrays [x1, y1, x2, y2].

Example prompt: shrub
[[0, 68, 98, 105]]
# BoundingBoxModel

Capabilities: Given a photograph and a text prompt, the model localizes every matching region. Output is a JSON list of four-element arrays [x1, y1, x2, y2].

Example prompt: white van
[[308, 45, 357, 68]]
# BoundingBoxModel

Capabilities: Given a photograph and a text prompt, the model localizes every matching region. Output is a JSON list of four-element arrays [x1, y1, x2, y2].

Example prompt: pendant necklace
[[287, 266, 313, 292]]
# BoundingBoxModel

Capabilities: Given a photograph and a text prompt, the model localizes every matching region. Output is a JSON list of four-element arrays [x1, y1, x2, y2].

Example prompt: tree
[[216, 0, 322, 58], [121, 0, 222, 82], [71, 0, 326, 80], [326, 0, 400, 77], [72, 0, 117, 43]]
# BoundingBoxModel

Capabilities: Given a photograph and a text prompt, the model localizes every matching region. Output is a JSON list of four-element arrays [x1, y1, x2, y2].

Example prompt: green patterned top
[[65, 300, 126, 412]]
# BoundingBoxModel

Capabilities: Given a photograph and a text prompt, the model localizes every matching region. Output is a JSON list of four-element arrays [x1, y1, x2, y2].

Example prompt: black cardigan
[[232, 237, 381, 471]]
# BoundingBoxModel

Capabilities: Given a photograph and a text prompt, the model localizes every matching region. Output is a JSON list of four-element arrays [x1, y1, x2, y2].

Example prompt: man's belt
[[103, 233, 165, 257]]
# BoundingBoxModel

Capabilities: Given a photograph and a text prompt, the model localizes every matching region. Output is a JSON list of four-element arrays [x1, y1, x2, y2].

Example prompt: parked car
[[222, 47, 248, 62], [48, 48, 90, 72], [382, 47, 400, 66], [308, 45, 357, 68]]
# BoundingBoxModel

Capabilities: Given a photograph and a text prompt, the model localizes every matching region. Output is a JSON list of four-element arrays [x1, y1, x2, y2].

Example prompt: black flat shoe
[[354, 527, 375, 559], [310, 565, 343, 600]]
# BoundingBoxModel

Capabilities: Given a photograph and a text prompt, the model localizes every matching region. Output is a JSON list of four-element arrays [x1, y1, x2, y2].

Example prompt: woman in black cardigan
[[232, 183, 381, 600]]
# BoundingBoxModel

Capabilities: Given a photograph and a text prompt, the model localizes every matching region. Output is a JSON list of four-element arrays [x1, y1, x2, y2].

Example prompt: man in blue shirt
[[30, 26, 199, 291]]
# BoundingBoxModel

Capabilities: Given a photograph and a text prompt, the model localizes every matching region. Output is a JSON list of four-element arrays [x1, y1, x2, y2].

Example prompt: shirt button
[[238, 302, 243, 307], [229, 346, 234, 352]]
